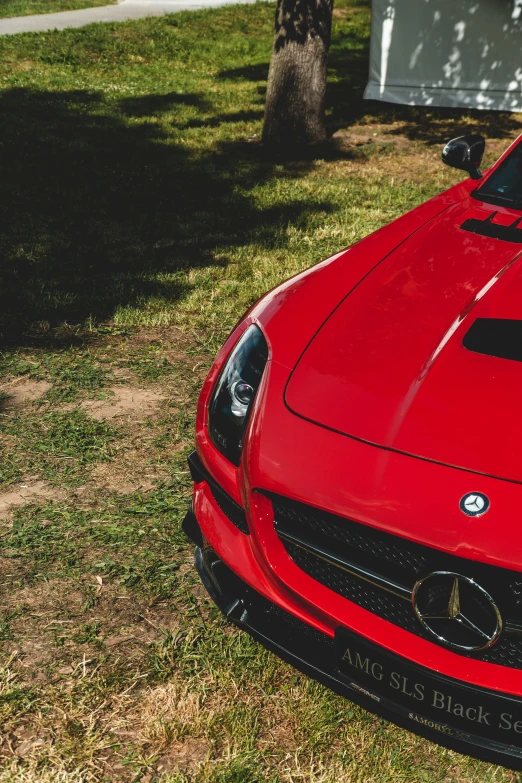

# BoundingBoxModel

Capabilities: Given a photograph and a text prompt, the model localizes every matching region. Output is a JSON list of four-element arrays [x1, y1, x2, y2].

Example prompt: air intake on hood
[[463, 318, 522, 362], [461, 211, 522, 243]]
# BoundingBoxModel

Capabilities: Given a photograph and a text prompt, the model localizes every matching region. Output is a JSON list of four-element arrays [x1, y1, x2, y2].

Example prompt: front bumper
[[184, 508, 522, 770]]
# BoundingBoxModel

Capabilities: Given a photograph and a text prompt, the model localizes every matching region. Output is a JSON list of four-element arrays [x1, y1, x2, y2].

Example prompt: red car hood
[[285, 200, 522, 483]]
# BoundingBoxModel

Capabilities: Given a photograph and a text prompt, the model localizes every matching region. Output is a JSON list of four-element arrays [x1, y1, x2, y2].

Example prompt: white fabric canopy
[[364, 0, 522, 111]]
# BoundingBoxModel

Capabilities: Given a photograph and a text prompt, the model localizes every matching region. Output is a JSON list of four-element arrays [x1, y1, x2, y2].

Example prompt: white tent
[[365, 0, 522, 112]]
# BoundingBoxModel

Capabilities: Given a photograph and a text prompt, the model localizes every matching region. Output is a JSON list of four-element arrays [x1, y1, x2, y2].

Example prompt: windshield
[[475, 142, 522, 207]]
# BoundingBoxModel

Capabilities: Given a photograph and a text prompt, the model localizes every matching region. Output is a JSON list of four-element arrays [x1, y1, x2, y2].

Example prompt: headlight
[[208, 324, 269, 465]]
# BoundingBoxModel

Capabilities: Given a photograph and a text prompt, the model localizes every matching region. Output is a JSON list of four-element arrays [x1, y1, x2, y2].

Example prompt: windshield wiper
[[472, 189, 522, 208]]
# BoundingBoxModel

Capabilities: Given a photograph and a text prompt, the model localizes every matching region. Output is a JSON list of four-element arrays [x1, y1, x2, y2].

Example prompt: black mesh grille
[[270, 494, 522, 670], [275, 496, 428, 576], [284, 541, 420, 633]]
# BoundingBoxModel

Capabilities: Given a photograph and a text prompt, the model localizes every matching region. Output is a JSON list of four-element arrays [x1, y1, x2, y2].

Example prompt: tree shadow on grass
[[118, 91, 206, 117], [176, 109, 264, 131], [0, 87, 330, 348], [4, 9, 521, 351]]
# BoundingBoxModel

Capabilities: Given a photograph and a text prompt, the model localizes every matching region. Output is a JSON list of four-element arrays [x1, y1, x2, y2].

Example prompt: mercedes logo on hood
[[412, 571, 502, 651], [460, 492, 490, 517]]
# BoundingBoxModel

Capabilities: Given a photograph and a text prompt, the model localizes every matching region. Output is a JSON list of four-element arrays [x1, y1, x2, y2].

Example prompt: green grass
[[0, 0, 116, 19], [1, 2, 522, 781], [0, 0, 497, 349], [0, 409, 118, 485], [0, 1, 517, 348], [0, 349, 110, 401]]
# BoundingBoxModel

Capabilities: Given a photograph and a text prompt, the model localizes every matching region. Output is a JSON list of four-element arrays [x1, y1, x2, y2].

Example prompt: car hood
[[285, 200, 522, 483]]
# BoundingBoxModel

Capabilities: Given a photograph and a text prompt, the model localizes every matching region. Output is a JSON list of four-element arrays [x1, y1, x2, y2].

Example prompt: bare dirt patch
[[331, 123, 517, 175], [80, 386, 165, 423], [332, 6, 362, 18], [332, 124, 414, 152], [0, 480, 65, 520], [124, 326, 208, 364], [155, 739, 211, 774], [128, 326, 186, 346], [0, 379, 51, 409], [91, 457, 166, 495]]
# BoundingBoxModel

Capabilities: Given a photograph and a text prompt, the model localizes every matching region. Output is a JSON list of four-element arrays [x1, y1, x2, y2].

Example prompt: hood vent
[[461, 211, 522, 243], [463, 318, 522, 362]]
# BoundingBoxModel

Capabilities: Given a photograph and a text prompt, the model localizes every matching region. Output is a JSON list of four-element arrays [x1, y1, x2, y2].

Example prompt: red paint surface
[[193, 142, 522, 698]]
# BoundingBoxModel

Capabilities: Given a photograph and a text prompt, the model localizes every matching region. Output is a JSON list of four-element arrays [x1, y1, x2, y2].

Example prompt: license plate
[[336, 627, 522, 750]]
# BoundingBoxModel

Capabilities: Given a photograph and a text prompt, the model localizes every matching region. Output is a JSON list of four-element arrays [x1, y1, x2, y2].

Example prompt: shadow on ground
[[0, 87, 328, 347], [2, 4, 521, 349]]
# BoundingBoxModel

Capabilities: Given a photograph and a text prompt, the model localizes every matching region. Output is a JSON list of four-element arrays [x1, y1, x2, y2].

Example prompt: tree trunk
[[262, 0, 334, 151]]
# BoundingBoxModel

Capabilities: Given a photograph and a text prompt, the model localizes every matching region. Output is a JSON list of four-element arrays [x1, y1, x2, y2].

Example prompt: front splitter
[[192, 543, 522, 770]]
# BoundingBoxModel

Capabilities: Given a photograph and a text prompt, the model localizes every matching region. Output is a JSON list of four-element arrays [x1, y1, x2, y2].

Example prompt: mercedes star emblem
[[412, 571, 502, 651], [459, 492, 490, 517]]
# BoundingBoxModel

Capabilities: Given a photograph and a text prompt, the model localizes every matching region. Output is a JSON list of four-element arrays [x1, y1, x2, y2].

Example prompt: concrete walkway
[[0, 0, 256, 35]]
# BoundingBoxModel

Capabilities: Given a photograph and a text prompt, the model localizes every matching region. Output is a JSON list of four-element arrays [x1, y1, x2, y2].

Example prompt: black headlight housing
[[208, 325, 269, 465]]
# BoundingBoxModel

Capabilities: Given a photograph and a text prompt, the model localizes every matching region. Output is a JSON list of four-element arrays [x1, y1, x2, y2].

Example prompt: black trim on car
[[182, 501, 204, 547], [275, 525, 411, 600], [470, 188, 522, 210], [187, 451, 249, 535], [267, 492, 522, 669], [186, 527, 522, 770], [463, 318, 522, 363], [460, 211, 522, 243]]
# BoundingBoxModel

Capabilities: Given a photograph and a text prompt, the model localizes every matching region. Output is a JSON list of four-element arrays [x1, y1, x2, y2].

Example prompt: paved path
[[0, 0, 256, 35]]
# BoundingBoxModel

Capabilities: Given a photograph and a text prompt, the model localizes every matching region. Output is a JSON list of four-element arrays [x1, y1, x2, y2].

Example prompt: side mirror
[[442, 134, 485, 180]]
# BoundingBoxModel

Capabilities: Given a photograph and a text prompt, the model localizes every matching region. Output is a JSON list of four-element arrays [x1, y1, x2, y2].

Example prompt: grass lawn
[[0, 0, 116, 20], [1, 2, 522, 781]]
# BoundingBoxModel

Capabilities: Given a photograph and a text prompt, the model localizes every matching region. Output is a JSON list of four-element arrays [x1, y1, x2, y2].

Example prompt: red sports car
[[183, 134, 522, 769]]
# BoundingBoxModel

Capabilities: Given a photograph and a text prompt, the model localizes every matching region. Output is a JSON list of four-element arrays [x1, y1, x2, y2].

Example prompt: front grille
[[284, 541, 420, 633], [270, 493, 522, 670]]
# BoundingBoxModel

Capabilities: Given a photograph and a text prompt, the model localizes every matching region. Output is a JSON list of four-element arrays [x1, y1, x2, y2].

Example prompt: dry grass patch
[[327, 123, 517, 190], [85, 417, 180, 496], [131, 680, 209, 750], [0, 572, 189, 776]]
